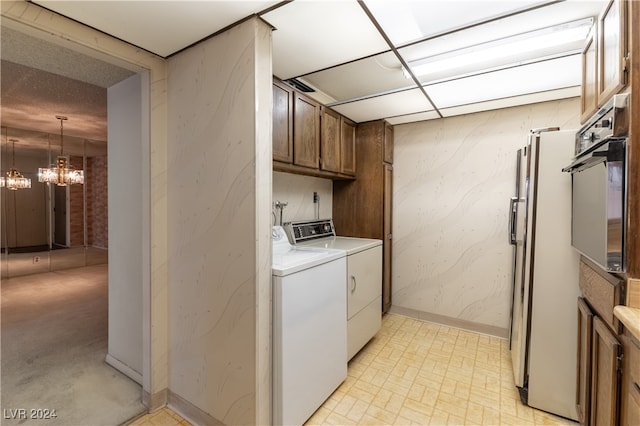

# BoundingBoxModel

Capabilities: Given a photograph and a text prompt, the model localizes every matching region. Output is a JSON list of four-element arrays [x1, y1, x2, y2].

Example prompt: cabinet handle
[[351, 276, 357, 293], [634, 382, 640, 394], [623, 54, 630, 72]]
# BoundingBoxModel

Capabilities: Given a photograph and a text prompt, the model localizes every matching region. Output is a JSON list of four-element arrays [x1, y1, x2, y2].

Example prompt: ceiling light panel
[[32, 1, 281, 57], [424, 54, 581, 109], [404, 18, 592, 84], [364, 0, 549, 46], [264, 0, 389, 80], [331, 88, 434, 124], [301, 52, 412, 103], [398, 1, 604, 63]]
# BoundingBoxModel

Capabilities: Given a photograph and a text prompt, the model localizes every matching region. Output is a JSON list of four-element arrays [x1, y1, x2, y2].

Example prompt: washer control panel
[[286, 219, 335, 243]]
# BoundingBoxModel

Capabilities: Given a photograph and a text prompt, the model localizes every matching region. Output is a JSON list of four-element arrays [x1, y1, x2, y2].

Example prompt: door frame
[[1, 1, 169, 409]]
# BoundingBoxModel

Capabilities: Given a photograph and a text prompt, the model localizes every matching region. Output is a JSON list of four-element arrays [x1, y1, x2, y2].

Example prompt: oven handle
[[562, 154, 606, 173]]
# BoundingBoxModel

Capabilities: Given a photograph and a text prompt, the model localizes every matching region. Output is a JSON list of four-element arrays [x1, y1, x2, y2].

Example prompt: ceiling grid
[[2, 0, 606, 144]]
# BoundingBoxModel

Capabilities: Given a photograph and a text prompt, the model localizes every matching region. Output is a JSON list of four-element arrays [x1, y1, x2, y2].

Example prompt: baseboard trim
[[142, 388, 168, 412], [388, 306, 509, 339], [168, 390, 224, 426], [105, 353, 143, 385]]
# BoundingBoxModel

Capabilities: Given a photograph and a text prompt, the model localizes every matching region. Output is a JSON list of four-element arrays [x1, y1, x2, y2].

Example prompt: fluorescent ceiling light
[[403, 18, 593, 79]]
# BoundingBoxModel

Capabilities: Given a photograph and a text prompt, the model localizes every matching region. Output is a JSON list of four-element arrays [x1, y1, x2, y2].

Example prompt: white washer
[[285, 219, 382, 360], [271, 226, 347, 426]]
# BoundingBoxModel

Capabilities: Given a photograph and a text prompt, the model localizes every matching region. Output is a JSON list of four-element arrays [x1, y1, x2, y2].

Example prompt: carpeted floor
[[1, 264, 146, 425]]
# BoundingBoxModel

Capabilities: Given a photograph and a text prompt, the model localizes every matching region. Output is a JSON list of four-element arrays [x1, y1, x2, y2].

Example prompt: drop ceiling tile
[[32, 1, 281, 57], [439, 87, 580, 118], [330, 88, 433, 123], [264, 0, 389, 79], [364, 0, 548, 46], [301, 51, 411, 103], [425, 54, 581, 109]]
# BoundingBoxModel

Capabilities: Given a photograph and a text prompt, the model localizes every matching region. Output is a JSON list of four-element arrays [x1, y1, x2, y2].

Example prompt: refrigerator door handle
[[509, 197, 518, 245]]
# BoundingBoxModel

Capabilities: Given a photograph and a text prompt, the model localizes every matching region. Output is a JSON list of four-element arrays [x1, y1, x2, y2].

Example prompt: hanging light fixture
[[38, 115, 84, 186], [0, 133, 32, 190]]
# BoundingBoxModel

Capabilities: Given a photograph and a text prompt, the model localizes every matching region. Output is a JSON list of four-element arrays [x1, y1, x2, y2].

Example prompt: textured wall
[[392, 98, 581, 334], [272, 172, 332, 225], [167, 18, 272, 425]]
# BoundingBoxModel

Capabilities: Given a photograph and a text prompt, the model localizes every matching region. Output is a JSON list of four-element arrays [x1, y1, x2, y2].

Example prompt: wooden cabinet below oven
[[576, 256, 625, 426]]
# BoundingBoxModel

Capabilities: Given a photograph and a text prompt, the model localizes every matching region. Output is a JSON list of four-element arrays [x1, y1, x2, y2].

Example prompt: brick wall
[[87, 155, 108, 248]]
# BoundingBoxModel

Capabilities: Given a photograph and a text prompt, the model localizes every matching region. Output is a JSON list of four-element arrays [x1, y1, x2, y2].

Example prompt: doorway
[[1, 19, 151, 424]]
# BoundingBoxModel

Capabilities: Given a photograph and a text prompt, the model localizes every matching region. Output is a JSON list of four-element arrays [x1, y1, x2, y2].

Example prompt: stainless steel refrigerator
[[508, 128, 581, 420]]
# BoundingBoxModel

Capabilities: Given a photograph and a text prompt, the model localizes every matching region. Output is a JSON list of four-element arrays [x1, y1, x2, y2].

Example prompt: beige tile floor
[[126, 407, 190, 426], [129, 314, 577, 426]]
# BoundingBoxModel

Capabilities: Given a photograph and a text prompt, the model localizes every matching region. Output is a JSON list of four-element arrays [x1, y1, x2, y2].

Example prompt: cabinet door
[[577, 298, 594, 425], [340, 116, 356, 176], [382, 163, 393, 313], [591, 316, 622, 426], [293, 92, 320, 169], [383, 122, 394, 164], [273, 80, 293, 163], [581, 27, 598, 123], [320, 107, 341, 173], [598, 0, 627, 104]]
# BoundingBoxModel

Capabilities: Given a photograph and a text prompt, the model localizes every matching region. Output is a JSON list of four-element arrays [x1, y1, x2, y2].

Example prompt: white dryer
[[285, 219, 382, 360], [271, 226, 346, 426]]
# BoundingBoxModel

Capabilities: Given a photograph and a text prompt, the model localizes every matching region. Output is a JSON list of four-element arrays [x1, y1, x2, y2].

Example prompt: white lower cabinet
[[346, 245, 382, 360]]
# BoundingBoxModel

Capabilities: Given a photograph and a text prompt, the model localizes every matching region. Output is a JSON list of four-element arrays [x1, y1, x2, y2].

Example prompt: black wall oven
[[563, 94, 629, 272]]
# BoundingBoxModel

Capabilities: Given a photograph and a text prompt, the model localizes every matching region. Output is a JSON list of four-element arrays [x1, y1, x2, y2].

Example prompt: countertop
[[614, 305, 640, 341]]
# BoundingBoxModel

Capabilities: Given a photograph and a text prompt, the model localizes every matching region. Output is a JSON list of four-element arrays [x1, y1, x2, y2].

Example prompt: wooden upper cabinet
[[384, 122, 394, 164], [273, 80, 293, 163], [293, 91, 320, 169], [340, 116, 356, 176], [581, 26, 599, 122], [320, 106, 341, 173], [272, 77, 356, 179], [598, 0, 628, 104], [590, 316, 622, 426]]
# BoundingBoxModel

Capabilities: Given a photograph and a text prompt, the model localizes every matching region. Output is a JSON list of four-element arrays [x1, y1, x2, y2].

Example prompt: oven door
[[563, 138, 626, 272]]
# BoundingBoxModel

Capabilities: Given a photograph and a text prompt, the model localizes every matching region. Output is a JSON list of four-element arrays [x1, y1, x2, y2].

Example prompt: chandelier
[[0, 132, 32, 190], [38, 115, 84, 186]]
